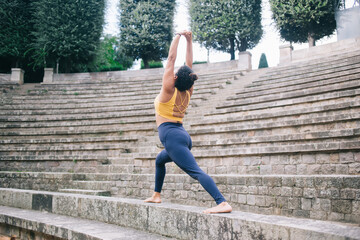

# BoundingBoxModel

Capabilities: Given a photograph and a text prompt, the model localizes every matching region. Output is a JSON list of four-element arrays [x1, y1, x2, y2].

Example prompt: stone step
[[32, 76, 233, 94], [2, 172, 359, 223], [210, 88, 360, 115], [0, 109, 155, 122], [0, 102, 155, 116], [0, 115, 155, 128], [0, 121, 156, 136], [136, 140, 360, 161], [257, 54, 360, 82], [190, 128, 360, 146], [193, 99, 359, 127], [1, 188, 360, 239], [0, 142, 136, 153], [0, 206, 172, 240], [58, 188, 111, 196], [80, 173, 360, 223], [41, 68, 242, 85], [7, 86, 214, 102], [0, 154, 109, 162], [0, 135, 138, 145], [190, 111, 360, 137], [261, 51, 360, 78], [247, 64, 360, 92], [233, 67, 360, 100], [218, 79, 360, 110]]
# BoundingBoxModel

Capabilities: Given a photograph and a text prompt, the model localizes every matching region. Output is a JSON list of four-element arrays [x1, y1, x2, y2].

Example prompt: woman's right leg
[[144, 149, 172, 203]]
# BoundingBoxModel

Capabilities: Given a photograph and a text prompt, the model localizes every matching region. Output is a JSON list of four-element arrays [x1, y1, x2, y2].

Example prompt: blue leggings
[[155, 122, 226, 205]]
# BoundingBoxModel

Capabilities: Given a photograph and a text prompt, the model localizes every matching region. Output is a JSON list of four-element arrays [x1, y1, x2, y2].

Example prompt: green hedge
[[141, 60, 163, 69]]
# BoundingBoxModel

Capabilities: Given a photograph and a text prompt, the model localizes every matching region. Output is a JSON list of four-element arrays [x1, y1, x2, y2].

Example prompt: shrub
[[140, 60, 163, 69], [258, 53, 269, 68]]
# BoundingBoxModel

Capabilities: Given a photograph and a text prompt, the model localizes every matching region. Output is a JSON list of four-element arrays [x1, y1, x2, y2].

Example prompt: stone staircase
[[1, 41, 360, 239]]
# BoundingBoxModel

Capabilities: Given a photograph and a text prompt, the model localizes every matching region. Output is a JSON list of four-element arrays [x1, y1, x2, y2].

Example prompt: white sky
[[103, 0, 353, 69]]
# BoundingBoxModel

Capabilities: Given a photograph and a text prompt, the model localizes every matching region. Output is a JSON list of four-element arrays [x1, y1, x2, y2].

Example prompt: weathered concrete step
[[233, 69, 360, 100], [0, 96, 153, 109], [191, 128, 360, 146], [2, 172, 359, 221], [0, 142, 135, 152], [10, 83, 216, 101], [58, 188, 111, 196], [32, 77, 231, 95], [0, 135, 138, 145], [257, 55, 360, 82], [1, 91, 209, 112], [75, 164, 135, 174], [137, 141, 360, 160], [218, 80, 360, 110], [71, 180, 116, 190], [0, 115, 155, 129], [0, 103, 155, 116], [0, 110, 155, 122], [0, 154, 108, 162], [1, 188, 359, 239], [0, 122, 156, 136], [260, 51, 360, 78], [191, 112, 360, 136], [245, 68, 360, 97], [41, 68, 242, 85], [30, 172, 360, 223], [211, 88, 360, 114], [2, 94, 154, 106], [195, 100, 359, 126], [0, 206, 172, 240]]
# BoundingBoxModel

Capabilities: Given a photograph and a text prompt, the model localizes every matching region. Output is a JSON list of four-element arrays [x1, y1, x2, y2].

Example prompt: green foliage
[[258, 53, 269, 69], [91, 35, 133, 72], [190, 0, 263, 60], [270, 0, 337, 46], [30, 0, 106, 73], [193, 61, 207, 65], [140, 60, 163, 69], [119, 0, 176, 69], [0, 0, 33, 70]]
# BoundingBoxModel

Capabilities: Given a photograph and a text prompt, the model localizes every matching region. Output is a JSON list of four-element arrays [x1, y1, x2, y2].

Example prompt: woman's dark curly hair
[[175, 65, 198, 91]]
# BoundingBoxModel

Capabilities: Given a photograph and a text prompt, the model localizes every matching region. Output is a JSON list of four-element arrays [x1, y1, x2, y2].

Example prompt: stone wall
[[0, 74, 10, 82], [0, 223, 64, 240]]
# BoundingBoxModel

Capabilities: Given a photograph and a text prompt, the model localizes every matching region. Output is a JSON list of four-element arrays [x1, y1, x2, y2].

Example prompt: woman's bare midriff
[[156, 113, 182, 127]]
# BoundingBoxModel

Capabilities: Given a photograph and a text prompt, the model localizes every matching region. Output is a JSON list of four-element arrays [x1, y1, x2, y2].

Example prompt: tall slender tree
[[119, 0, 176, 68], [31, 0, 105, 73], [270, 0, 337, 47], [190, 0, 263, 60], [0, 0, 33, 70]]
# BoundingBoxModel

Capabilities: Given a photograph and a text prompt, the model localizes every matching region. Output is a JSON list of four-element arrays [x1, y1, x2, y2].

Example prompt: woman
[[144, 31, 232, 214]]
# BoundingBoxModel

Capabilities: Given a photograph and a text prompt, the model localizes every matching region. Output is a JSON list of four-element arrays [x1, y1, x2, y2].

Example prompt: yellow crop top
[[154, 88, 190, 122]]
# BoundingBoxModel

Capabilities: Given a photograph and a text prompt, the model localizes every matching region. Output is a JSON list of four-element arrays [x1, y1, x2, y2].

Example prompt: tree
[[91, 35, 133, 72], [270, 0, 337, 47], [119, 0, 176, 69], [258, 53, 268, 68], [30, 0, 105, 73], [190, 0, 263, 60], [0, 0, 33, 70]]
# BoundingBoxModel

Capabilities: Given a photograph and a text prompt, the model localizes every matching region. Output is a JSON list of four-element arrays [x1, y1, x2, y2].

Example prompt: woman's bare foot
[[144, 192, 162, 203], [203, 202, 232, 214]]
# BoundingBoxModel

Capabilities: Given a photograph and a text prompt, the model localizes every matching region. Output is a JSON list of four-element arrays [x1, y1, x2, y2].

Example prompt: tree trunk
[[308, 33, 316, 47], [230, 38, 235, 60], [207, 48, 210, 63], [143, 59, 149, 69], [239, 38, 248, 52], [11, 58, 18, 68]]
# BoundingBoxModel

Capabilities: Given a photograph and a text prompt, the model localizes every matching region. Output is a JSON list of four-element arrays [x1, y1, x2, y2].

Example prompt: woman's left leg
[[164, 127, 227, 205]]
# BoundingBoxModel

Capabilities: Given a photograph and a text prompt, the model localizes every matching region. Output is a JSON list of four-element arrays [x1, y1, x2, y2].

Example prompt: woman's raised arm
[[184, 32, 193, 69], [162, 33, 182, 94]]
